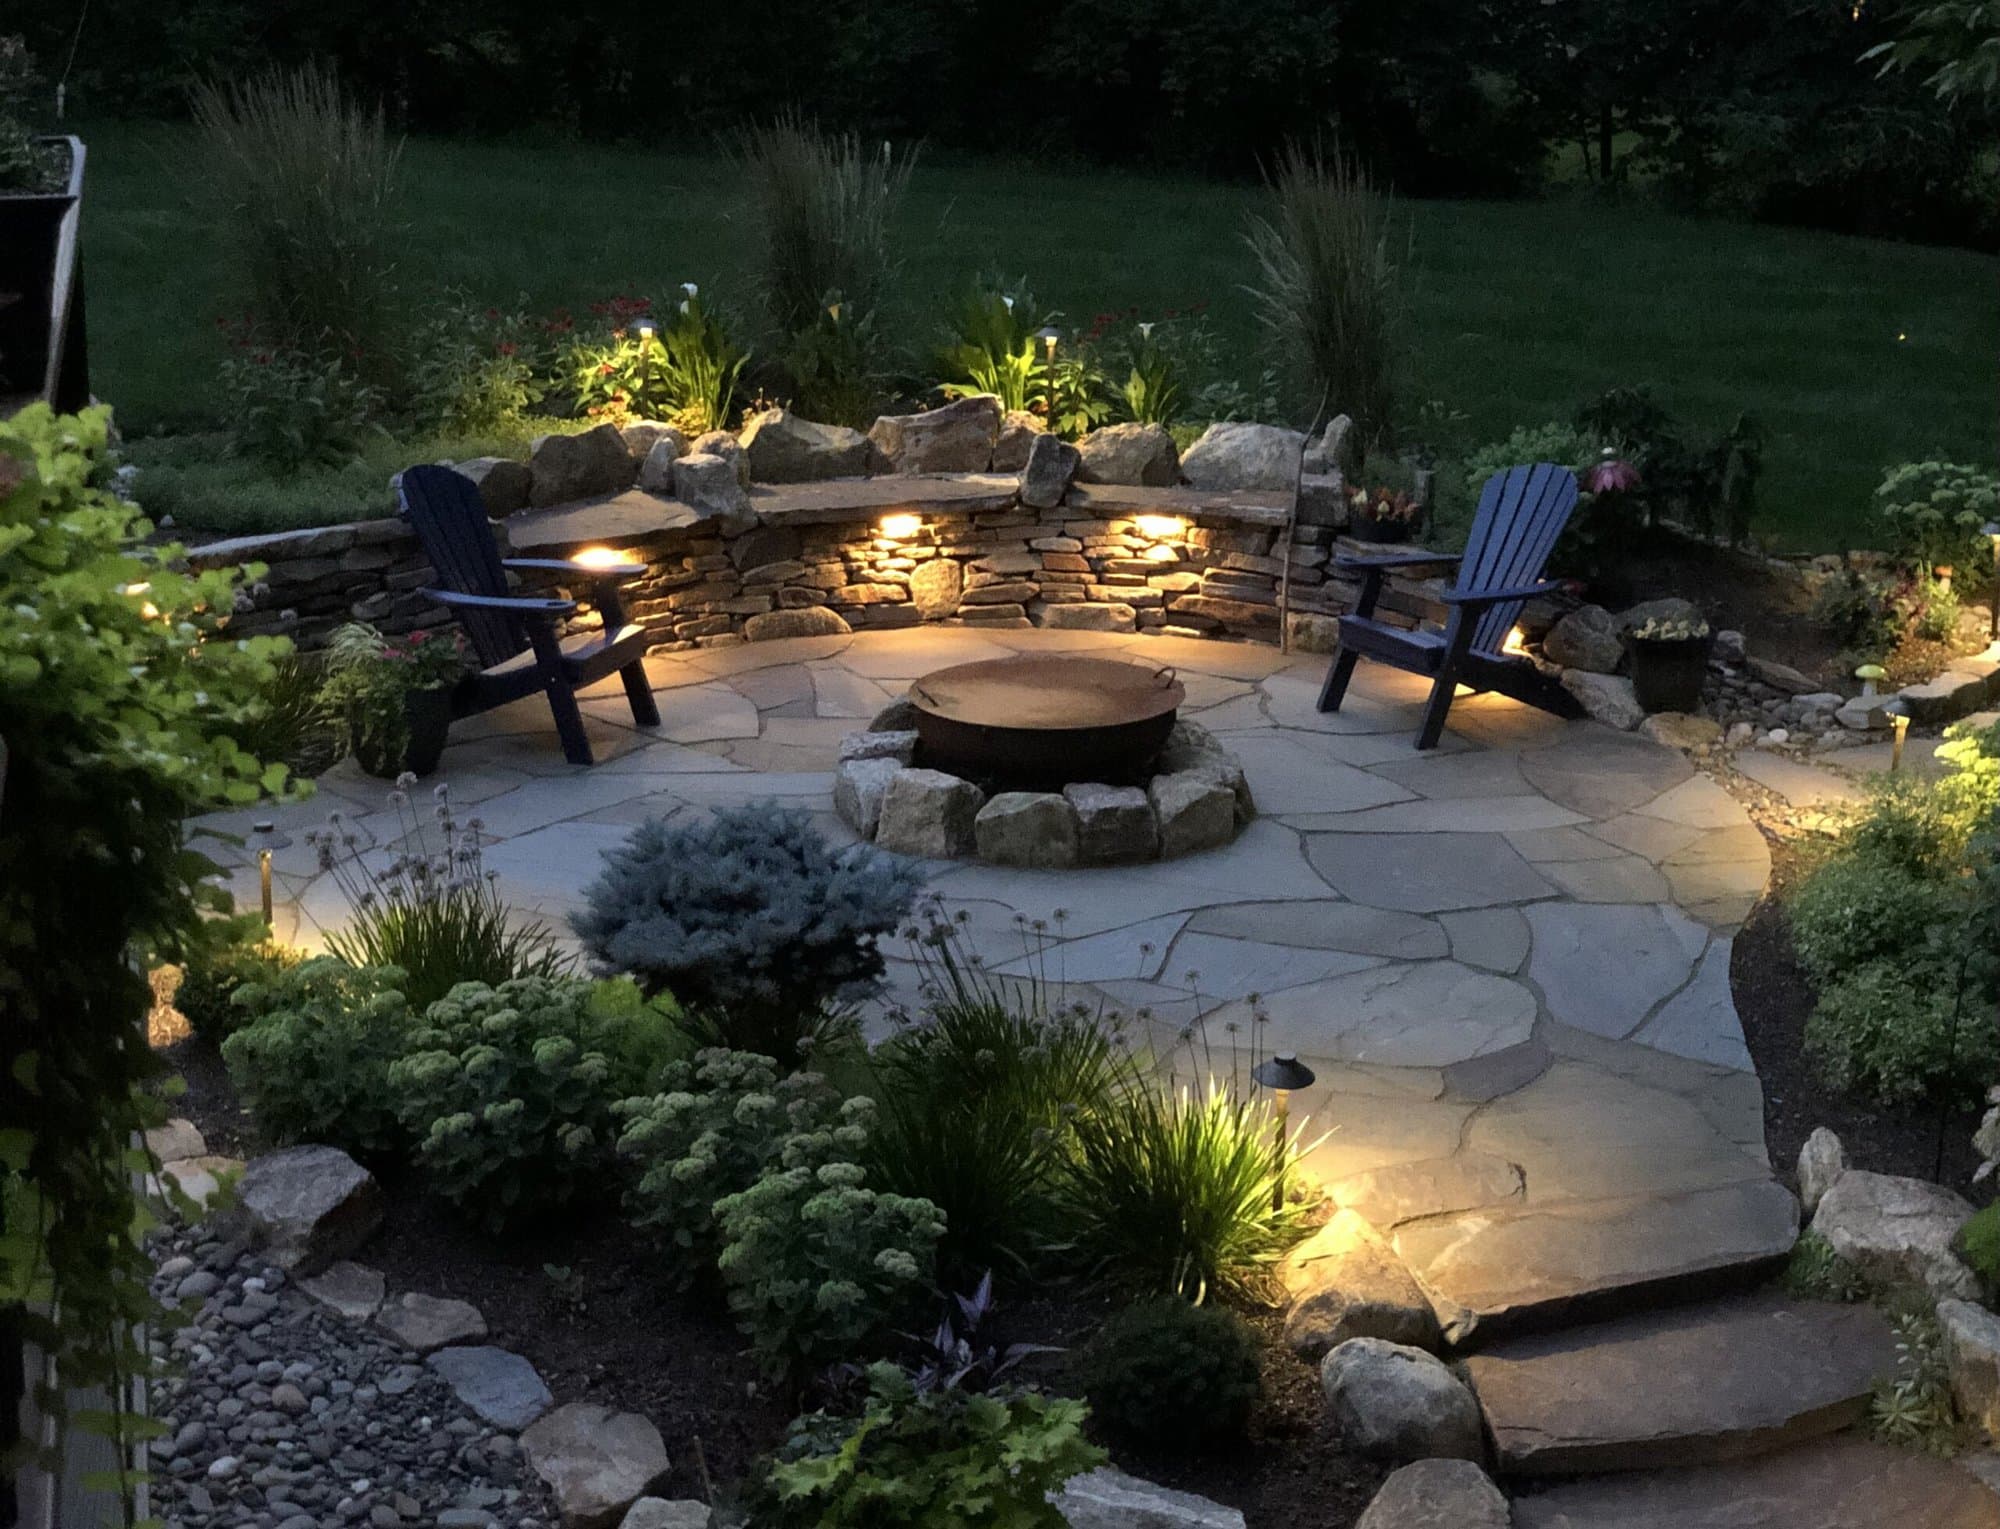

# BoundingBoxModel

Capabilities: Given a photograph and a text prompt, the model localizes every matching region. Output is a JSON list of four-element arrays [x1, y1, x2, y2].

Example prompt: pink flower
[[1583, 458, 1641, 494]]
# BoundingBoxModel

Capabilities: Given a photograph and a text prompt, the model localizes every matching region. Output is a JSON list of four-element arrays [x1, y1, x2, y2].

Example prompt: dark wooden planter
[[0, 136, 88, 412], [1352, 513, 1415, 544], [1628, 634, 1713, 714], [356, 686, 454, 778]]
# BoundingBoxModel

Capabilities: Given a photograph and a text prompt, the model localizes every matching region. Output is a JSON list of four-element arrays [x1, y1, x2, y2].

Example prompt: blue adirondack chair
[[1317, 462, 1583, 750], [396, 464, 660, 766]]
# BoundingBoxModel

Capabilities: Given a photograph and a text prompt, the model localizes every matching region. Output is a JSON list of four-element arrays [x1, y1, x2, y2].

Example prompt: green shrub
[[218, 345, 385, 473], [221, 957, 413, 1157], [1805, 956, 1996, 1106], [714, 1096, 945, 1375], [1874, 461, 2000, 574], [1809, 567, 1899, 659], [386, 975, 670, 1233], [1243, 140, 1403, 450], [564, 289, 747, 435], [935, 275, 1054, 416], [760, 1363, 1102, 1529], [1461, 422, 1599, 503], [405, 293, 549, 434], [1786, 852, 1966, 986], [1957, 1204, 2000, 1300], [615, 1048, 839, 1285], [1074, 1297, 1263, 1448], [1781, 1231, 1869, 1302], [175, 920, 302, 1041], [573, 805, 923, 1067], [1062, 1080, 1312, 1302]]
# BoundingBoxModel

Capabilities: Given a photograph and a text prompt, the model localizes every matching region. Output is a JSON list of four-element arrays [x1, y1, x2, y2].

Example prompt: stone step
[[1391, 1178, 1800, 1347], [1510, 1435, 2000, 1527], [1464, 1294, 1900, 1476]]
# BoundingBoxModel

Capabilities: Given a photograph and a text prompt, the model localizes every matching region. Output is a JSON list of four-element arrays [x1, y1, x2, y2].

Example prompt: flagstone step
[[1509, 1435, 2000, 1527], [1463, 1294, 1899, 1476], [1392, 1178, 1800, 1347]]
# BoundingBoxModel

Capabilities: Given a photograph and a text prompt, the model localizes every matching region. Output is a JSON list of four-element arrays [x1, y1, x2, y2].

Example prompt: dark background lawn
[[82, 118, 1998, 552]]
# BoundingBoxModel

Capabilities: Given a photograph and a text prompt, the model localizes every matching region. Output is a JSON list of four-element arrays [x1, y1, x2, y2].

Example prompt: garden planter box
[[0, 135, 88, 411], [1628, 634, 1712, 713], [355, 686, 454, 778]]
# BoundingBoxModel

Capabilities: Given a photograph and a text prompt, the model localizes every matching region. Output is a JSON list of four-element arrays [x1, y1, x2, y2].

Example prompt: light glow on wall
[[879, 513, 923, 541], [572, 546, 641, 569], [1136, 514, 1185, 541]]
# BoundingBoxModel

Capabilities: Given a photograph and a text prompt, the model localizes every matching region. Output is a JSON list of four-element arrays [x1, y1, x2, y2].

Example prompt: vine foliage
[[0, 405, 288, 1515]]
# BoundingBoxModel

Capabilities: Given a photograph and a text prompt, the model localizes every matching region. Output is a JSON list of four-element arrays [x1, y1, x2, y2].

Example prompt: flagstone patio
[[190, 626, 1787, 1334]]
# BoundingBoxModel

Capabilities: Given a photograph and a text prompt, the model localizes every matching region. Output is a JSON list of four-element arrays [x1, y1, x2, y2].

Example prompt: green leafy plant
[[406, 293, 549, 434], [221, 956, 413, 1158], [1957, 1203, 2000, 1299], [1786, 853, 1966, 987], [315, 621, 467, 771], [936, 277, 1052, 415], [1106, 320, 1192, 427], [1074, 1297, 1263, 1448], [759, 1363, 1102, 1529], [1043, 352, 1111, 440], [386, 975, 674, 1232], [1804, 955, 1994, 1106], [0, 36, 61, 193], [174, 916, 302, 1041], [1810, 566, 1899, 659], [780, 296, 891, 428], [1062, 1078, 1312, 1302], [567, 287, 747, 434], [1874, 461, 2000, 574], [1915, 574, 1962, 641], [615, 1048, 840, 1285], [1780, 1230, 1869, 1302], [1243, 139, 1404, 448], [1871, 1304, 1964, 1452], [314, 778, 572, 1012], [1461, 423, 1600, 503], [713, 1095, 946, 1375], [574, 804, 923, 1067], [218, 344, 386, 473]]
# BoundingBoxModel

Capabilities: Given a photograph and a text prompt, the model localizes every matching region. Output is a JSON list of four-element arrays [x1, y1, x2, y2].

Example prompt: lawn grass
[[80, 118, 1998, 551]]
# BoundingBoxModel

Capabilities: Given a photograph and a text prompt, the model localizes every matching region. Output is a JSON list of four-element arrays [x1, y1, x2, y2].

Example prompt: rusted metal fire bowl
[[909, 655, 1185, 788]]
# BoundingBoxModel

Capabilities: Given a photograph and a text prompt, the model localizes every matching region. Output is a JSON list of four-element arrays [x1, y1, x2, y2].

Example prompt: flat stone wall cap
[[751, 474, 1019, 526], [1065, 481, 1293, 527], [508, 490, 699, 553], [1052, 1466, 1246, 1528]]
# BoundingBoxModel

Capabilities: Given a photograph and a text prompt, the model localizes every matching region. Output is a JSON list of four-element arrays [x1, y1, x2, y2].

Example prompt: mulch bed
[[161, 1036, 1385, 1525]]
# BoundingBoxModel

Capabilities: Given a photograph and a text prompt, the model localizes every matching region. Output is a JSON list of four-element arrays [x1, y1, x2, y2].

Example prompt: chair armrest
[[1333, 551, 1463, 573], [1441, 579, 1563, 607], [423, 587, 577, 617], [502, 558, 646, 582]]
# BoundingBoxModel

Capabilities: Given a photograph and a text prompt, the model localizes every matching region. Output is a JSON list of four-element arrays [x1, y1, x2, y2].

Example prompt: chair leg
[[528, 626, 595, 765], [621, 661, 661, 728], [1415, 674, 1457, 750], [1317, 650, 1361, 713]]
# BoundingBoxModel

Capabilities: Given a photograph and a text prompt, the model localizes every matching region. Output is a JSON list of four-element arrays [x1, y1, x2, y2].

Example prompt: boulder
[[1797, 1127, 1846, 1214], [1543, 605, 1623, 673], [1282, 1210, 1441, 1361], [1042, 601, 1136, 634], [1157, 723, 1255, 824], [236, 1145, 384, 1275], [1148, 770, 1237, 858], [909, 558, 963, 619], [688, 430, 748, 486], [1713, 628, 1748, 664], [1178, 421, 1305, 492], [1638, 712, 1723, 751], [1355, 1459, 1510, 1529], [1075, 422, 1179, 487], [670, 452, 755, 535], [974, 792, 1080, 868], [455, 456, 533, 517], [743, 605, 852, 641], [146, 1117, 207, 1163], [377, 1291, 488, 1354], [875, 768, 985, 858], [1837, 695, 1890, 732], [1063, 782, 1159, 863], [299, 1260, 386, 1322], [529, 424, 636, 507], [620, 422, 686, 466], [426, 1345, 554, 1431], [636, 438, 685, 494], [1560, 670, 1644, 731], [1810, 1169, 1977, 1299], [1939, 1298, 2000, 1441], [839, 729, 918, 765], [867, 395, 1003, 473], [1021, 433, 1083, 509], [521, 1402, 672, 1529], [1287, 610, 1343, 654], [1321, 1337, 1484, 1462], [1320, 414, 1362, 480], [1746, 655, 1819, 696], [740, 407, 873, 483], [1053, 1467, 1245, 1529], [621, 1502, 710, 1529], [870, 697, 920, 733], [991, 409, 1044, 471], [833, 757, 905, 839]]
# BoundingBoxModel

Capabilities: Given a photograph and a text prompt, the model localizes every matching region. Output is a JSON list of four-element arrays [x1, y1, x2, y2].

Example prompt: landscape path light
[[633, 316, 657, 406], [1885, 699, 1912, 773], [242, 821, 292, 928], [1251, 1051, 1316, 1212]]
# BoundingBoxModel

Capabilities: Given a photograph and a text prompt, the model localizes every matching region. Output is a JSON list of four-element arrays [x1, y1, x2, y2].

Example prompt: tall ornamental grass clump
[[1244, 139, 1404, 451], [190, 63, 404, 373]]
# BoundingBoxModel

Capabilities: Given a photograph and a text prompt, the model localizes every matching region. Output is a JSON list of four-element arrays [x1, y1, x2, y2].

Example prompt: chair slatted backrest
[[1455, 463, 1579, 655], [397, 465, 530, 671]]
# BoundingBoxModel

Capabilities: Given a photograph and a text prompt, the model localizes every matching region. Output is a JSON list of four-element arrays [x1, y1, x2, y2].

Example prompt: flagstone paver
[[193, 627, 1782, 1326]]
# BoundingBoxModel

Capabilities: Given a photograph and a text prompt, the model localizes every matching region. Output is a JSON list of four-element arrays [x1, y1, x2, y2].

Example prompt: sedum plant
[[574, 804, 923, 1067], [1873, 461, 2000, 574], [221, 957, 413, 1159], [614, 1048, 840, 1285], [386, 975, 674, 1233], [713, 1096, 945, 1375]]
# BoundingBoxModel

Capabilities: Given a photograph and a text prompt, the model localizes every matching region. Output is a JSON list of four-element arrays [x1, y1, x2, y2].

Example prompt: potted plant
[[1625, 614, 1713, 714], [0, 39, 87, 409], [1349, 485, 1422, 544], [319, 623, 468, 778]]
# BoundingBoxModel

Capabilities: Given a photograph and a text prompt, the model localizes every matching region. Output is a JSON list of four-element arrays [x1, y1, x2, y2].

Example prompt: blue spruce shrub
[[572, 804, 923, 1065]]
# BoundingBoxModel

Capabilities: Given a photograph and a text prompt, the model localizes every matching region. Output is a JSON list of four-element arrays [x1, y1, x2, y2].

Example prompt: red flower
[[409, 629, 430, 642], [484, 306, 500, 320], [497, 340, 519, 357], [1583, 458, 1642, 494], [600, 362, 615, 375]]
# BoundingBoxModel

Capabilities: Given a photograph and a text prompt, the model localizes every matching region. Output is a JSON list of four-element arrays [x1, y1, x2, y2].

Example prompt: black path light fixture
[[242, 820, 292, 928], [1251, 1051, 1317, 1212]]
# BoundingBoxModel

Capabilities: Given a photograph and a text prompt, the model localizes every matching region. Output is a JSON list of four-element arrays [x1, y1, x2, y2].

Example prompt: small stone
[[1074, 423, 1179, 487], [1811, 1169, 1977, 1299], [426, 1347, 554, 1432], [619, 1500, 711, 1529], [908, 558, 963, 619], [177, 1270, 222, 1301], [636, 438, 684, 494], [147, 1119, 208, 1163], [1543, 605, 1622, 674], [1747, 655, 1819, 695], [1798, 1127, 1846, 1214], [838, 730, 918, 765], [437, 1512, 499, 1529], [1713, 629, 1747, 664], [271, 1382, 308, 1415], [1638, 712, 1723, 751], [301, 1261, 387, 1322], [1148, 770, 1236, 859], [208, 1455, 241, 1480], [1355, 1459, 1510, 1529], [1283, 1210, 1441, 1361], [1725, 721, 1755, 748], [668, 453, 754, 535], [1053, 1467, 1245, 1528], [370, 1505, 402, 1529], [833, 757, 905, 839], [1761, 727, 1791, 747], [991, 410, 1043, 472], [1062, 782, 1159, 863], [688, 430, 748, 485], [1321, 1338, 1484, 1462], [741, 605, 850, 641], [521, 1403, 671, 1529], [974, 792, 1080, 868], [875, 769, 984, 859], [377, 1292, 489, 1354], [1560, 670, 1644, 731]]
